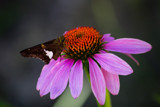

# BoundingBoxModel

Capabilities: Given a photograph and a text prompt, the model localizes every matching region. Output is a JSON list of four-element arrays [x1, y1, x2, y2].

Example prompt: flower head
[[36, 27, 152, 105]]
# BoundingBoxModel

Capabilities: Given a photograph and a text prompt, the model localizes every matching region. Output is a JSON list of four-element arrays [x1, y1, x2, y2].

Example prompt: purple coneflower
[[36, 27, 152, 105]]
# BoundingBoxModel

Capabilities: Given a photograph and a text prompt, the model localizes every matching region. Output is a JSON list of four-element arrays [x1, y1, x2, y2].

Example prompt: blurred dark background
[[0, 0, 159, 107]]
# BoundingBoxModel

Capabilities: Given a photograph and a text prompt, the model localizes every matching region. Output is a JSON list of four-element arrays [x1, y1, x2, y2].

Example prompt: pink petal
[[63, 31, 68, 35], [101, 68, 120, 95], [88, 58, 106, 105], [94, 53, 133, 75], [50, 59, 74, 99], [104, 38, 152, 54], [124, 54, 140, 66], [99, 50, 107, 53], [69, 60, 83, 99], [36, 58, 60, 91], [39, 59, 67, 96], [102, 33, 115, 42]]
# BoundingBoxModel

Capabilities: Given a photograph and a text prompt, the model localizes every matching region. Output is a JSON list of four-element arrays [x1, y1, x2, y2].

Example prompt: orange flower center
[[63, 27, 102, 60]]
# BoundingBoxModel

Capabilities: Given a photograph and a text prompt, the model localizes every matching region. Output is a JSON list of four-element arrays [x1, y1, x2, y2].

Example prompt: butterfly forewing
[[20, 36, 65, 64]]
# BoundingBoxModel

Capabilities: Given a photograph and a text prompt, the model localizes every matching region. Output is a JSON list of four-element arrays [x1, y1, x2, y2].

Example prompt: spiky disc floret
[[63, 27, 103, 60]]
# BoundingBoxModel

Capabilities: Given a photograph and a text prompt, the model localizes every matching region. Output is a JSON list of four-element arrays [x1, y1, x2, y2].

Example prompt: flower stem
[[83, 60, 90, 81], [97, 89, 112, 107]]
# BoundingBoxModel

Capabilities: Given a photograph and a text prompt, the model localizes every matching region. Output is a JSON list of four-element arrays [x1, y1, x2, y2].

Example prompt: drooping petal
[[94, 53, 133, 75], [39, 59, 67, 96], [102, 33, 115, 42], [36, 58, 60, 91], [50, 59, 74, 99], [88, 58, 106, 105], [124, 54, 140, 66], [101, 68, 120, 95], [69, 60, 83, 99], [104, 38, 152, 54]]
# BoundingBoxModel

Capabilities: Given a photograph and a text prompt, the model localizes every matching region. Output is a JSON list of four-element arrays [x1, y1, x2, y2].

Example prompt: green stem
[[97, 89, 112, 107], [83, 60, 90, 82]]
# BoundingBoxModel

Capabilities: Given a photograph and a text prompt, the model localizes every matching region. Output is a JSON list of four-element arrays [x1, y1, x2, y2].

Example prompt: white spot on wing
[[44, 49, 53, 59]]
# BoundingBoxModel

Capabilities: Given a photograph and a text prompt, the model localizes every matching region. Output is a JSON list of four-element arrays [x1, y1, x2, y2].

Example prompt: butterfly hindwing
[[20, 36, 65, 63]]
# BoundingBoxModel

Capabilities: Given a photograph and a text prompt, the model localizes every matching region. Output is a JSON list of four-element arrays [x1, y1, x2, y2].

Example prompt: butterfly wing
[[20, 36, 65, 63]]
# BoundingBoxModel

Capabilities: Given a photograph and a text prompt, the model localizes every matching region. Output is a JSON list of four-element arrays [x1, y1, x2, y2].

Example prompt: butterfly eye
[[41, 44, 46, 49]]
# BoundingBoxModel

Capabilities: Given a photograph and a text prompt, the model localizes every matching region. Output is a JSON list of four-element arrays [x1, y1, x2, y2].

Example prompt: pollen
[[63, 27, 102, 60]]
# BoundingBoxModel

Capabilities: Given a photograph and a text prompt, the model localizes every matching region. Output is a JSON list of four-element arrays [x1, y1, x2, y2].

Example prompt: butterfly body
[[20, 36, 65, 63]]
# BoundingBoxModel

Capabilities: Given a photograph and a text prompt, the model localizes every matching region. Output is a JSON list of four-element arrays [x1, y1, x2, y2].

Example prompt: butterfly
[[20, 36, 65, 64]]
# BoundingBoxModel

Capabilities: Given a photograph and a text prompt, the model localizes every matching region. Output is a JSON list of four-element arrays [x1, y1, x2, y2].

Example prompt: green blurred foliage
[[0, 99, 14, 107]]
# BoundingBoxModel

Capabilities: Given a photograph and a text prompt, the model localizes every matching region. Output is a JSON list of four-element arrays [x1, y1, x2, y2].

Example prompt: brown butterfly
[[20, 36, 65, 64]]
